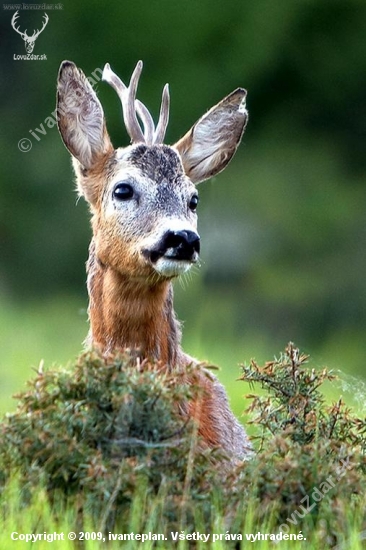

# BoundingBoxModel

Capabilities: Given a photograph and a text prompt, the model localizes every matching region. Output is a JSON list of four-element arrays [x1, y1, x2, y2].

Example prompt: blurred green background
[[1, 0, 366, 419]]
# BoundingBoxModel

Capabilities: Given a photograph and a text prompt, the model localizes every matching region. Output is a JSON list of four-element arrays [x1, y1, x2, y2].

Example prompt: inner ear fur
[[57, 60, 114, 204], [174, 88, 248, 184]]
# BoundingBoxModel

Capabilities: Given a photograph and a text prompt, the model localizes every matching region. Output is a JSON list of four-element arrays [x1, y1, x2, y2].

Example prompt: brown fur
[[87, 240, 181, 364], [57, 60, 252, 461]]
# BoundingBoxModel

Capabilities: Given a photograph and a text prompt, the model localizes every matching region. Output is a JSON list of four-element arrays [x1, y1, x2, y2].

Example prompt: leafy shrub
[[0, 351, 223, 533], [1, 343, 366, 547], [237, 343, 366, 545]]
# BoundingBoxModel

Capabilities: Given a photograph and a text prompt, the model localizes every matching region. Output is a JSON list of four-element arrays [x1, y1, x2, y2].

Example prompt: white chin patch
[[154, 258, 192, 278]]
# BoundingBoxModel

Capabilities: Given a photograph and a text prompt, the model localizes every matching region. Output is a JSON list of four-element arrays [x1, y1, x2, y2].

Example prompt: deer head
[[11, 11, 48, 54], [57, 60, 248, 286]]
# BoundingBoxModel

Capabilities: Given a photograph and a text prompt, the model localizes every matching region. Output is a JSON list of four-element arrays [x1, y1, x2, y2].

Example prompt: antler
[[154, 84, 170, 144], [102, 61, 170, 146], [33, 13, 49, 39], [11, 11, 48, 40], [11, 11, 26, 39]]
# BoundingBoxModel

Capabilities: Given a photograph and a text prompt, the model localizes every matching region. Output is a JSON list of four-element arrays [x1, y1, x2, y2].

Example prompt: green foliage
[[1, 344, 365, 547], [0, 351, 222, 534], [238, 343, 366, 544], [244, 343, 347, 444]]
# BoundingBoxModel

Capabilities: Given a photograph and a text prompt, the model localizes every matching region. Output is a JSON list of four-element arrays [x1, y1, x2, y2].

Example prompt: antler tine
[[103, 62, 156, 145], [135, 101, 155, 146], [11, 11, 26, 38], [153, 84, 170, 145], [102, 62, 127, 95], [124, 61, 146, 144], [103, 62, 143, 143], [33, 12, 49, 38], [36, 12, 49, 36]]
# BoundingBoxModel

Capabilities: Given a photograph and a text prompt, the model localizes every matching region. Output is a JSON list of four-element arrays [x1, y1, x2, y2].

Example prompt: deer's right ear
[[57, 60, 113, 174]]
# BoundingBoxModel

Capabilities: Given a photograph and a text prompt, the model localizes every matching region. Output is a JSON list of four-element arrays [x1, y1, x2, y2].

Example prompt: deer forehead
[[117, 143, 186, 182], [105, 144, 196, 203]]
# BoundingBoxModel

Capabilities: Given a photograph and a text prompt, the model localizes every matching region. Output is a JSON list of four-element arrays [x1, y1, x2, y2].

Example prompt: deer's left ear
[[174, 88, 248, 184]]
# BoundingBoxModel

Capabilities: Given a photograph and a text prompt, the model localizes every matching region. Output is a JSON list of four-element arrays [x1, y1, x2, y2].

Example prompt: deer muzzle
[[161, 230, 200, 260], [143, 230, 200, 277]]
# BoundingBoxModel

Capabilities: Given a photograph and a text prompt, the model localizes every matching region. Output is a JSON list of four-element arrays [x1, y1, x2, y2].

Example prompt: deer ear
[[57, 61, 113, 171], [174, 88, 248, 184]]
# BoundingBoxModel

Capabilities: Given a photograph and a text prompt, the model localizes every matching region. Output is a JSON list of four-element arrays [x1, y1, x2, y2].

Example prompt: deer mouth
[[143, 249, 200, 278], [142, 229, 200, 277]]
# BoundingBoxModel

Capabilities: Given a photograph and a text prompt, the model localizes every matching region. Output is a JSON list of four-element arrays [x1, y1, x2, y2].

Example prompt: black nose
[[162, 230, 200, 260]]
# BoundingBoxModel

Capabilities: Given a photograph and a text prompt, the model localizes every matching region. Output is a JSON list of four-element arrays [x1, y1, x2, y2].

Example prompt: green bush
[[0, 351, 223, 534], [1, 344, 366, 547], [238, 343, 366, 545]]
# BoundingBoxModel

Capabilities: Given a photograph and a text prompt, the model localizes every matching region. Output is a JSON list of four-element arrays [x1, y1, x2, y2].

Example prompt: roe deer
[[56, 60, 252, 461]]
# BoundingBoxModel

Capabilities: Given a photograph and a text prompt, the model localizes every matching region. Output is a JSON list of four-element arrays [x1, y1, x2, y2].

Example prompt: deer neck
[[86, 242, 182, 367]]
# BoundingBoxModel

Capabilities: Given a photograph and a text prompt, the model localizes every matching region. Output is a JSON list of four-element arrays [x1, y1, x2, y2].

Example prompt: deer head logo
[[11, 11, 49, 54]]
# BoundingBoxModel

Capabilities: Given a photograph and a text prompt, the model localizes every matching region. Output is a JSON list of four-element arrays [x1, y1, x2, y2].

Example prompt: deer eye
[[113, 183, 134, 201], [189, 194, 199, 212]]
